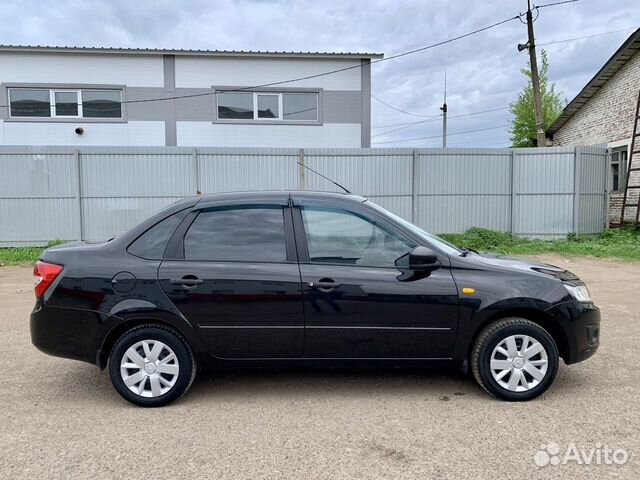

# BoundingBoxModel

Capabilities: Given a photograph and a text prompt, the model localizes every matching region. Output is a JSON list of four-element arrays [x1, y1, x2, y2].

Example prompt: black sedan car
[[31, 191, 600, 407]]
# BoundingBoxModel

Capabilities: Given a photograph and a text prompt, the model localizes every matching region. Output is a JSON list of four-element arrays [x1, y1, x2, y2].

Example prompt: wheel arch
[[468, 308, 570, 363], [97, 316, 202, 370]]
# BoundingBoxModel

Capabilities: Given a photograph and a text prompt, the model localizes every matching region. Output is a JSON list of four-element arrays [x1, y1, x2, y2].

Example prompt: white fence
[[0, 145, 608, 246]]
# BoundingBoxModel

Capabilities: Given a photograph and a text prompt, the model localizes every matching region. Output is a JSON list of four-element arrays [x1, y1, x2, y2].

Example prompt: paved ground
[[0, 255, 638, 479]]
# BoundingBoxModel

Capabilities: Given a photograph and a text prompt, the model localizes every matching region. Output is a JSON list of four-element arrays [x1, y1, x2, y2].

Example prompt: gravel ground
[[0, 255, 638, 479]]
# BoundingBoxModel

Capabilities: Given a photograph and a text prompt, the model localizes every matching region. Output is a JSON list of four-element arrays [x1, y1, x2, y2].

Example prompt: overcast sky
[[3, 0, 639, 147]]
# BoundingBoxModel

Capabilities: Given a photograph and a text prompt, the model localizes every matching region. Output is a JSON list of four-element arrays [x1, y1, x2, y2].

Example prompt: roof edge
[[0, 45, 383, 59], [548, 27, 640, 135]]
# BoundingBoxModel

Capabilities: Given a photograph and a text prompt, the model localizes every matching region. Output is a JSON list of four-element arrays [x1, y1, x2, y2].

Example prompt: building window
[[283, 93, 318, 120], [216, 91, 318, 122], [8, 89, 50, 117], [8, 88, 122, 119], [82, 90, 122, 118], [53, 91, 80, 117], [611, 147, 628, 193], [217, 92, 253, 119], [257, 94, 279, 119]]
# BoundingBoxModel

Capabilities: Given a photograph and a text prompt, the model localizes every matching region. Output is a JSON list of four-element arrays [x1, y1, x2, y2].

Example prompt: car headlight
[[564, 284, 592, 303]]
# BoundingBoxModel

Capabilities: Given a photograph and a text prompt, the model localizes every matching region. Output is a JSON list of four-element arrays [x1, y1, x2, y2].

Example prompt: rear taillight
[[33, 261, 63, 298]]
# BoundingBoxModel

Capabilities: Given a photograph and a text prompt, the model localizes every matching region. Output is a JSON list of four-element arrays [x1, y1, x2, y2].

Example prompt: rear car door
[[158, 198, 304, 358], [291, 196, 459, 359]]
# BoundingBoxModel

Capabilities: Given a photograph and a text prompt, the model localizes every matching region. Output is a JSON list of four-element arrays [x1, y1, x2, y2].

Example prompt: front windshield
[[366, 201, 462, 256]]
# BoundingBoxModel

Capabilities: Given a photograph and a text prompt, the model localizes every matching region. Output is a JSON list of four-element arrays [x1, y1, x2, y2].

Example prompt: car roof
[[192, 190, 368, 207]]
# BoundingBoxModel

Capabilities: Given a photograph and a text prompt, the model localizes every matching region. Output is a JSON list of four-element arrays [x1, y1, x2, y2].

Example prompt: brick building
[[548, 28, 640, 224]]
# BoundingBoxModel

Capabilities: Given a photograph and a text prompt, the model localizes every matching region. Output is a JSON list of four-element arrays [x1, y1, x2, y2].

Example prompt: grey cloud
[[2, 0, 638, 147]]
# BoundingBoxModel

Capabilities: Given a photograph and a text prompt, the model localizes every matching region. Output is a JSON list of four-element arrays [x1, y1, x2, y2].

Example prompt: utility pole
[[440, 69, 447, 148], [525, 0, 546, 147]]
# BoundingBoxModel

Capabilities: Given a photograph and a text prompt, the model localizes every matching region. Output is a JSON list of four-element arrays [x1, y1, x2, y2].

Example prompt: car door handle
[[308, 280, 341, 292], [170, 276, 204, 288]]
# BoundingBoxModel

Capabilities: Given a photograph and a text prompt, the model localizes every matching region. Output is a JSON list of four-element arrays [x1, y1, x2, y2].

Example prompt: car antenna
[[296, 161, 351, 194]]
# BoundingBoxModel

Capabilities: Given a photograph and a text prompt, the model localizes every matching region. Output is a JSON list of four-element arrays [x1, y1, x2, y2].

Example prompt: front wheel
[[109, 325, 197, 407], [470, 317, 559, 401]]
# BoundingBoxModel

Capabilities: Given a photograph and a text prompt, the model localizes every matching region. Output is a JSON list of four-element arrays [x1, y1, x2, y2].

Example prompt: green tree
[[509, 50, 564, 147]]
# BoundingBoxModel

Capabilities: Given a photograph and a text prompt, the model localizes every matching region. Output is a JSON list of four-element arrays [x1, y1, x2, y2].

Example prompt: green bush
[[1, 229, 639, 266], [0, 239, 66, 266], [440, 227, 640, 261]]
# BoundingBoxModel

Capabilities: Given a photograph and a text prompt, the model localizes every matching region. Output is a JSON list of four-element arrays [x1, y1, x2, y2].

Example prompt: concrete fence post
[[411, 149, 418, 223], [573, 147, 581, 237], [510, 149, 517, 236], [604, 147, 611, 230], [74, 149, 84, 241], [299, 148, 305, 190], [192, 148, 200, 194]]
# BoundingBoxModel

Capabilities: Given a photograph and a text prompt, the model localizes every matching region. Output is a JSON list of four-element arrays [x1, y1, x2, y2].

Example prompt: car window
[[301, 207, 415, 267], [184, 206, 287, 262], [128, 209, 189, 259], [366, 201, 461, 256]]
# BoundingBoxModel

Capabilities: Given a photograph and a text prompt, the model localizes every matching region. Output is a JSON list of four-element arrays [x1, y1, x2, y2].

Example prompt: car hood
[[469, 252, 580, 282]]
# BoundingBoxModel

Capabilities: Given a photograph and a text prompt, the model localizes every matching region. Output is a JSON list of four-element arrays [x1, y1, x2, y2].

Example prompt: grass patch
[[0, 240, 65, 266], [1, 228, 639, 266], [440, 227, 640, 261]]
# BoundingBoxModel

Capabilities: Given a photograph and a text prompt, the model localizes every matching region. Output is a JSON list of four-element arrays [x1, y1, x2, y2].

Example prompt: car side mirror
[[409, 246, 439, 271]]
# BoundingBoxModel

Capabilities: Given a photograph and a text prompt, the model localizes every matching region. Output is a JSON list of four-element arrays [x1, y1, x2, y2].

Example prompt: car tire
[[470, 317, 559, 401], [108, 324, 197, 407]]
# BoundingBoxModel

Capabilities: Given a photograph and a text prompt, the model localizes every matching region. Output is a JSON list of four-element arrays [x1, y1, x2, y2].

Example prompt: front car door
[[291, 194, 459, 359], [158, 196, 304, 359]]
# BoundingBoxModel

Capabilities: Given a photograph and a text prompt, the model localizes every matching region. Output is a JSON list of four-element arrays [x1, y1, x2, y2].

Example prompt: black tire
[[470, 317, 559, 401], [108, 324, 197, 407]]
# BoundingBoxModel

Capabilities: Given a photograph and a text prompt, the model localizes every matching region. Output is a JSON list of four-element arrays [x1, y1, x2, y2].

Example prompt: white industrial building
[[0, 46, 381, 147]]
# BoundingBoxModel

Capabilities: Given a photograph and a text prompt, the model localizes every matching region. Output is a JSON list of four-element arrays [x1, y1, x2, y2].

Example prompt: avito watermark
[[534, 442, 629, 467]]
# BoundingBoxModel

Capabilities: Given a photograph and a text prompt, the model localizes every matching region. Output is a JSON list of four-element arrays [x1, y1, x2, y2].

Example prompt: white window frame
[[8, 87, 123, 120], [255, 93, 281, 120], [51, 90, 82, 118], [216, 91, 319, 122], [610, 146, 628, 193]]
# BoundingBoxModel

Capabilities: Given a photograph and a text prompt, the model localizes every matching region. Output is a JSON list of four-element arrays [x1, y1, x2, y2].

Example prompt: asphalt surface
[[0, 255, 638, 479]]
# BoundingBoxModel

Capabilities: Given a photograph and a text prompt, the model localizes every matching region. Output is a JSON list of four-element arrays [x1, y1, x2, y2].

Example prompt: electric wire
[[371, 125, 509, 144], [537, 26, 639, 46], [372, 107, 510, 129]]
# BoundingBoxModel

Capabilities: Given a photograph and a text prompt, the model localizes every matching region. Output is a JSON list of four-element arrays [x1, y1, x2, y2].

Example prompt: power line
[[534, 0, 578, 9], [538, 26, 639, 47], [371, 125, 508, 144], [450, 106, 510, 120], [372, 118, 440, 129], [371, 107, 510, 134], [372, 95, 440, 118], [372, 120, 436, 138], [0, 14, 522, 109]]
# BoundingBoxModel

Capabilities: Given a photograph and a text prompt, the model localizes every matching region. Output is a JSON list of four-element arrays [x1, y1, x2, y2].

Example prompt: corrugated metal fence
[[0, 145, 608, 246]]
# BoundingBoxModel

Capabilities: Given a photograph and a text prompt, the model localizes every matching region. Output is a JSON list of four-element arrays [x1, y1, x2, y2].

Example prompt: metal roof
[[548, 28, 640, 136], [0, 44, 383, 59]]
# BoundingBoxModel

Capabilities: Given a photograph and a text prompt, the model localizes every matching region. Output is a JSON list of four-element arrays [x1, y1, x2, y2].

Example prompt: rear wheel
[[109, 325, 196, 407], [471, 317, 559, 401]]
